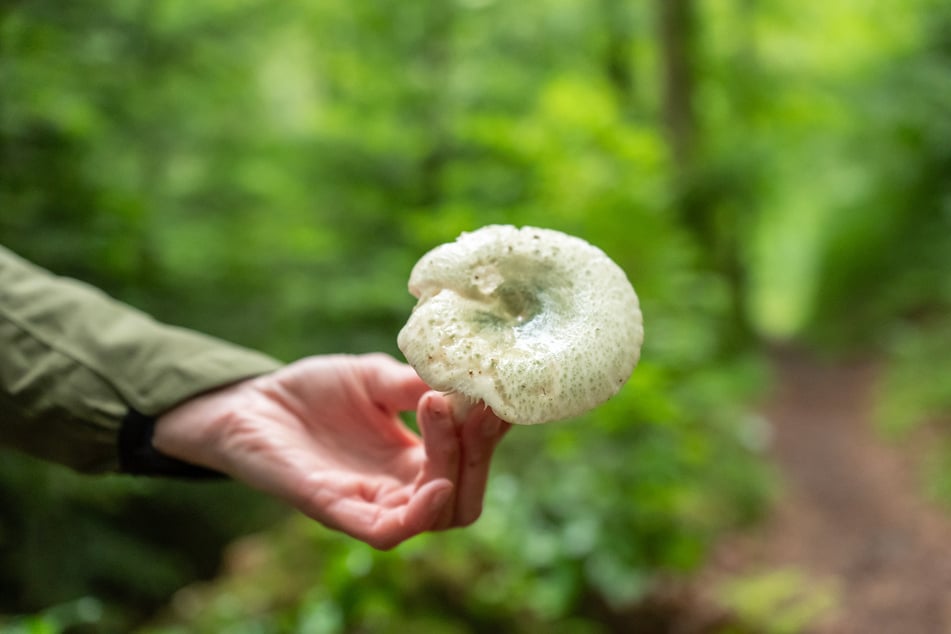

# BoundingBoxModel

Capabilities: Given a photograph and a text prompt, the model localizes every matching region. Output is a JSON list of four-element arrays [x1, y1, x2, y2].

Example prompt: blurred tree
[[658, 0, 697, 176], [599, 0, 639, 117], [808, 1, 951, 344]]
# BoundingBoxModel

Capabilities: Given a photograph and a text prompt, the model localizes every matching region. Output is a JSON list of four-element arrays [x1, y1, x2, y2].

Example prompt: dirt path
[[699, 351, 951, 633]]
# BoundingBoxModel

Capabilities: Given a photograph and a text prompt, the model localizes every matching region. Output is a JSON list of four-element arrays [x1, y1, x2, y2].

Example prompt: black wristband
[[118, 408, 227, 479]]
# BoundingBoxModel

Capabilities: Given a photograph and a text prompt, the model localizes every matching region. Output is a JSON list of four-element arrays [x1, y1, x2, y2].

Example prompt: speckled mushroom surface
[[398, 225, 644, 425]]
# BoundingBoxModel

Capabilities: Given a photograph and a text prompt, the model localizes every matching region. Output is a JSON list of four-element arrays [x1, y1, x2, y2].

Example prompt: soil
[[681, 350, 951, 633]]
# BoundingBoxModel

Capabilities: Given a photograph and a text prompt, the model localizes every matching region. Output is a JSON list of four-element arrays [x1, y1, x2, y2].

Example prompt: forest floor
[[667, 350, 951, 633]]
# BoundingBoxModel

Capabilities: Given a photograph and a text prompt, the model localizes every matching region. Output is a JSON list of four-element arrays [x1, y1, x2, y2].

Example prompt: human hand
[[152, 353, 510, 549]]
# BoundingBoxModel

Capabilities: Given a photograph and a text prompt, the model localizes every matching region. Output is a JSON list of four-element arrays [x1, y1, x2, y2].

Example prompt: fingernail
[[427, 396, 450, 424], [431, 486, 452, 512]]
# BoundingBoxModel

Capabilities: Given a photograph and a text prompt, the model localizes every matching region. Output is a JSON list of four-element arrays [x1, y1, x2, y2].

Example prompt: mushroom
[[398, 225, 643, 424]]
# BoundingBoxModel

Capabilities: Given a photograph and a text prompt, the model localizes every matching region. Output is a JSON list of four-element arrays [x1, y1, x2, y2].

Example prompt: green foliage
[[803, 4, 951, 347], [707, 0, 937, 342], [0, 597, 106, 634], [135, 365, 774, 634], [877, 323, 951, 437], [716, 569, 839, 634], [2, 0, 772, 628], [864, 1, 951, 509], [8, 0, 951, 630], [875, 320, 951, 508], [727, 0, 951, 345], [0, 452, 283, 627]]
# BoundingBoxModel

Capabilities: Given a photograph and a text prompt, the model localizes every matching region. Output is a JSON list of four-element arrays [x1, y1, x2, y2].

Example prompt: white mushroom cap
[[398, 225, 643, 425]]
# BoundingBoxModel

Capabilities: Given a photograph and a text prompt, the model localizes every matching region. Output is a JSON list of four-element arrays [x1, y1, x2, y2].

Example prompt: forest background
[[2, 0, 951, 632]]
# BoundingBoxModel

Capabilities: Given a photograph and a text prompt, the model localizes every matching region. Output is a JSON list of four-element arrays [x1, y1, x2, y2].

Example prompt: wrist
[[151, 378, 255, 475], [118, 407, 227, 479]]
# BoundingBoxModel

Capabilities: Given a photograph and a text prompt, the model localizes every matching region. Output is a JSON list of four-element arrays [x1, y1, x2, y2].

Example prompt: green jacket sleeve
[[0, 246, 283, 473]]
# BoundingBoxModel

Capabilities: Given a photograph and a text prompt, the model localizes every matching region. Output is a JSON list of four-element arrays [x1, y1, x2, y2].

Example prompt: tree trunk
[[657, 0, 754, 349], [600, 0, 637, 116], [658, 0, 697, 174], [416, 2, 455, 209]]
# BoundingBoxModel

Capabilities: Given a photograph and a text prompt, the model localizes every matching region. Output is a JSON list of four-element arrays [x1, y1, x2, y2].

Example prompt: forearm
[[0, 246, 282, 473]]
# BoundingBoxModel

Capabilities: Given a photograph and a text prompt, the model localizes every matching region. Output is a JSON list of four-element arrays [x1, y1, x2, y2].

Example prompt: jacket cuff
[[118, 408, 226, 479]]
